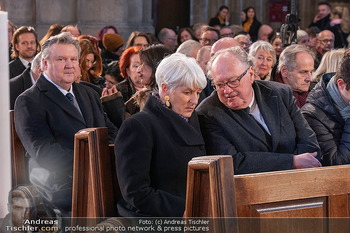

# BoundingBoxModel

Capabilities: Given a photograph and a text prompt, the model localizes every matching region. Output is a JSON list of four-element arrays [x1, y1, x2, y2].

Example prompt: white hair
[[248, 40, 276, 65], [156, 53, 207, 96], [176, 40, 202, 58]]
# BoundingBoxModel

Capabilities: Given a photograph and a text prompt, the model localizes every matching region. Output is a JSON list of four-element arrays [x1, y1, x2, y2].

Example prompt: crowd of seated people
[[8, 1, 350, 219]]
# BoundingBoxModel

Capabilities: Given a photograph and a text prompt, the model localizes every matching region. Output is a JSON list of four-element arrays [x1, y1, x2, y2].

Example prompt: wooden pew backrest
[[10, 110, 27, 186], [72, 127, 121, 218]]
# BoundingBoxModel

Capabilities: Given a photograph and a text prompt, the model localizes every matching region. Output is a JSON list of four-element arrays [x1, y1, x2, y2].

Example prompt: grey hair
[[158, 28, 172, 43], [176, 39, 202, 57], [278, 44, 315, 72], [41, 32, 81, 62], [196, 46, 211, 62], [31, 52, 42, 72], [234, 34, 249, 41], [207, 46, 255, 81], [296, 30, 309, 43], [249, 40, 276, 65], [156, 53, 207, 96]]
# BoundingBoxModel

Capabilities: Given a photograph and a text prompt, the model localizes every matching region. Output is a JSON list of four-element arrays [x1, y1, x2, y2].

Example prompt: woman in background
[[328, 6, 350, 48], [125, 31, 150, 49], [39, 24, 63, 46], [115, 53, 207, 217], [313, 49, 345, 82], [177, 27, 196, 45], [125, 44, 173, 116], [249, 40, 276, 80], [242, 6, 261, 42], [78, 38, 104, 88], [209, 5, 230, 29]]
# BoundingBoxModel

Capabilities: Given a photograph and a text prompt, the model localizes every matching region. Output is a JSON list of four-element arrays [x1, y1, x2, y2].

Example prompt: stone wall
[[0, 0, 154, 42]]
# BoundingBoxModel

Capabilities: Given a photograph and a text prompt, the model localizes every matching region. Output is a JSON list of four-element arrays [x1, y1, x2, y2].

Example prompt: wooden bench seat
[[185, 155, 350, 232]]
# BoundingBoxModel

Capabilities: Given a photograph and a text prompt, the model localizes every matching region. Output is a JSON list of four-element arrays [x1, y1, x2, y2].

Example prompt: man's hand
[[313, 14, 322, 23], [293, 152, 322, 169]]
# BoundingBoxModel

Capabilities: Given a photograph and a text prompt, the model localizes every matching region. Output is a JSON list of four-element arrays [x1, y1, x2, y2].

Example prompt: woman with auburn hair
[[107, 46, 142, 102], [78, 38, 104, 88]]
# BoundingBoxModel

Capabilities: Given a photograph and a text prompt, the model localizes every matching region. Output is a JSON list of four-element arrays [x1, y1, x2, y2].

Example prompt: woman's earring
[[164, 96, 172, 109]]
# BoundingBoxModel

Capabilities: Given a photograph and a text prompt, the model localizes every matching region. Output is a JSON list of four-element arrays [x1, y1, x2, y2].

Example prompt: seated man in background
[[14, 32, 117, 216], [276, 44, 315, 108], [197, 46, 321, 175], [10, 52, 42, 110], [9, 26, 40, 79], [302, 49, 350, 166]]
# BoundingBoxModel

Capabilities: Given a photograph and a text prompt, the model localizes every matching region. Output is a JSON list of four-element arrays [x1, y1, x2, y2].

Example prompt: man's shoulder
[[196, 91, 221, 113], [9, 57, 20, 65], [10, 68, 30, 84], [256, 80, 292, 95]]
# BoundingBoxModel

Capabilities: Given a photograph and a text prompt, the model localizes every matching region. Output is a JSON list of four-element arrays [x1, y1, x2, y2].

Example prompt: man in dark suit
[[9, 26, 40, 79], [309, 2, 331, 32], [197, 46, 321, 175], [10, 52, 42, 110], [14, 32, 117, 216]]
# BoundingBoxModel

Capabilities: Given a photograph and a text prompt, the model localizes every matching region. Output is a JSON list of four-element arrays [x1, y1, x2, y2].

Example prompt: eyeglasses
[[167, 38, 177, 42], [239, 41, 250, 47], [212, 67, 250, 90], [199, 38, 218, 44], [320, 39, 334, 44], [221, 33, 234, 38]]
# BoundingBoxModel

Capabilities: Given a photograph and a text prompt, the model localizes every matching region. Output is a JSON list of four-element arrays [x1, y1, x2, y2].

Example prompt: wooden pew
[[10, 110, 28, 186], [185, 155, 350, 233], [71, 127, 122, 218]]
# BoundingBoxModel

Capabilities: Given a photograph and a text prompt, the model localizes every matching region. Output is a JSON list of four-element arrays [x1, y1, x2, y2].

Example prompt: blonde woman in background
[[313, 48, 345, 82]]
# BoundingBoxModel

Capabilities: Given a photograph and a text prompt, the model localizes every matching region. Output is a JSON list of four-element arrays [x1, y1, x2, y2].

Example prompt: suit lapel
[[253, 82, 280, 151], [36, 75, 87, 125]]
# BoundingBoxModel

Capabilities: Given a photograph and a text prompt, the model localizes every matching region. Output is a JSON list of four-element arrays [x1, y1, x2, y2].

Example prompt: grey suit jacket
[[10, 67, 33, 110], [197, 80, 320, 174], [14, 74, 117, 213]]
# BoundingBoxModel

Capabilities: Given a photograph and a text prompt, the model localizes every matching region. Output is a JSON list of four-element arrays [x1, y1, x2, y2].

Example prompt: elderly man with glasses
[[196, 46, 321, 175], [314, 30, 335, 69]]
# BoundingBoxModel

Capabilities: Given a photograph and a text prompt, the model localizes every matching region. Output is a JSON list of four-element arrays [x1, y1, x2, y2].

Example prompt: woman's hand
[[102, 85, 118, 97]]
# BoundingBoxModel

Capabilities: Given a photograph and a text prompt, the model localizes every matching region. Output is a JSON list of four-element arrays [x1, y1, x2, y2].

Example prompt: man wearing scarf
[[302, 49, 350, 166]]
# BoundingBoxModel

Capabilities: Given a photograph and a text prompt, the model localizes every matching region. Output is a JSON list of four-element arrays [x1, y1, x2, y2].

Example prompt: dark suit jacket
[[10, 67, 33, 110], [242, 19, 261, 42], [115, 94, 205, 217], [14, 74, 117, 214], [9, 57, 26, 79], [197, 80, 320, 175]]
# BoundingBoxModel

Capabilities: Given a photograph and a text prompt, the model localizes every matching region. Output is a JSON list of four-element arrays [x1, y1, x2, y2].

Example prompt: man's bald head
[[210, 37, 240, 56], [317, 30, 334, 53]]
